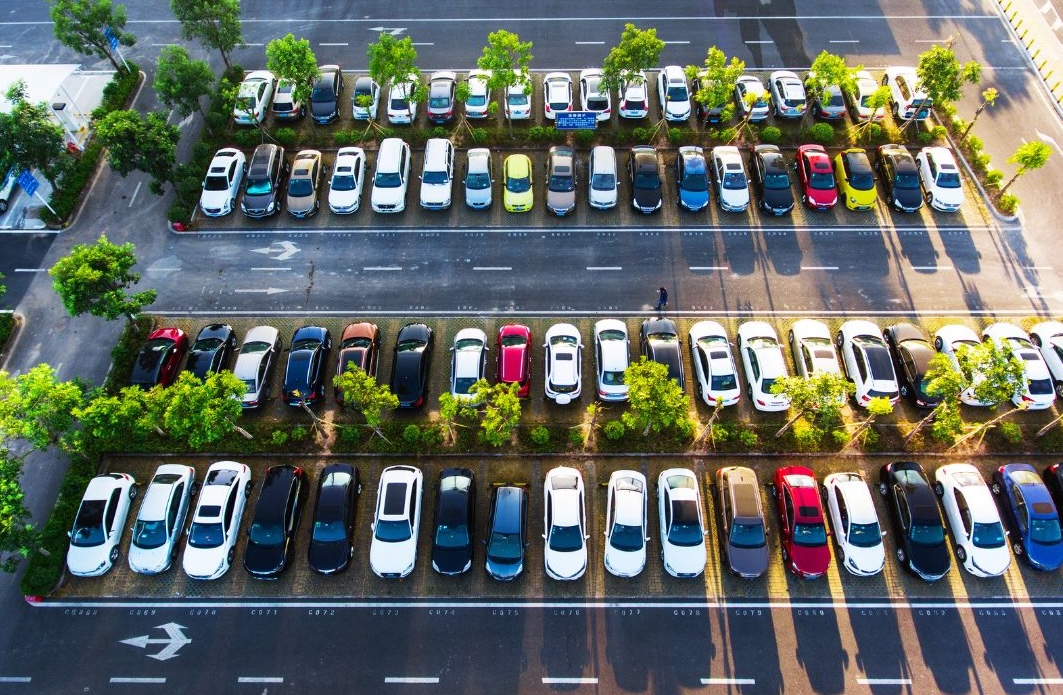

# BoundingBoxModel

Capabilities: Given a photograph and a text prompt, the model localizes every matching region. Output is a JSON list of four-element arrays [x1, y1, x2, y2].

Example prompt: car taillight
[[757, 399, 766, 406], [414, 396, 424, 407], [1022, 394, 1033, 403], [860, 394, 870, 402], [545, 104, 551, 112]]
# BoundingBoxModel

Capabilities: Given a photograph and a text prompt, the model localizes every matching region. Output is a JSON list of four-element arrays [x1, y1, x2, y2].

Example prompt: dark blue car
[[283, 326, 332, 407], [993, 464, 1063, 571]]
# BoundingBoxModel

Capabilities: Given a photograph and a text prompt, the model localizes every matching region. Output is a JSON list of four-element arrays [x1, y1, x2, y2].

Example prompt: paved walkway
[[998, 0, 1063, 119]]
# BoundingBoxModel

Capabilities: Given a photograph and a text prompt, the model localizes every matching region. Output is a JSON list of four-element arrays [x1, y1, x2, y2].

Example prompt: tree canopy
[[916, 44, 981, 107], [94, 110, 180, 195], [686, 47, 745, 120], [468, 380, 522, 446], [49, 234, 157, 322], [169, 0, 243, 71], [0, 365, 86, 455], [805, 50, 859, 105], [266, 34, 321, 106], [601, 24, 664, 93], [0, 447, 35, 573], [49, 0, 135, 74], [153, 45, 215, 120], [333, 365, 399, 436], [476, 30, 533, 127], [0, 82, 67, 188], [1000, 141, 1052, 196], [622, 357, 692, 436]]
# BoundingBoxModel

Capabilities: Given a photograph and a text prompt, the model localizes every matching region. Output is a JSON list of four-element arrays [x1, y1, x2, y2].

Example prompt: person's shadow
[[715, 0, 811, 68]]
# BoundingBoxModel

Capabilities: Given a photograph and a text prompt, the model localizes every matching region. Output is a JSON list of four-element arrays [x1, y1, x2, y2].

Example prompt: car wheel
[[933, 482, 944, 498], [129, 485, 138, 500], [895, 547, 906, 564], [927, 192, 935, 207], [878, 482, 888, 496], [1032, 334, 1043, 348], [990, 482, 1002, 496], [0, 200, 8, 214], [1056, 381, 1063, 399], [934, 336, 944, 351], [900, 384, 909, 397], [109, 546, 120, 563], [1013, 542, 1024, 556], [781, 545, 789, 562], [747, 384, 754, 401], [787, 330, 794, 346], [227, 547, 235, 564], [836, 332, 845, 348], [955, 546, 967, 562]]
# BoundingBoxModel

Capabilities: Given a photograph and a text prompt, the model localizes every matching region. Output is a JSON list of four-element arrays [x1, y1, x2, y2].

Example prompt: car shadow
[[847, 603, 912, 693], [892, 227, 941, 273], [760, 227, 803, 276], [724, 604, 783, 694], [791, 603, 849, 693], [540, 605, 591, 691], [910, 604, 974, 692], [719, 227, 758, 276], [937, 227, 981, 275], [970, 604, 1040, 693]]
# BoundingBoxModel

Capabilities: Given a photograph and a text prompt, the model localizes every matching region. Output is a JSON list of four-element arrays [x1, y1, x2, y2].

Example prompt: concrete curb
[[996, 0, 1063, 121]]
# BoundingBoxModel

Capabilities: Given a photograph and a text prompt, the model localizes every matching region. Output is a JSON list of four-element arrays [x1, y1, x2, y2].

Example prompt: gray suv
[[485, 484, 528, 581], [716, 466, 769, 578]]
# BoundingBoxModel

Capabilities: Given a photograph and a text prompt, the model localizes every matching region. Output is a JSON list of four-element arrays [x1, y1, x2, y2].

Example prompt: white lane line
[[251, 267, 291, 271], [587, 266, 622, 270], [911, 265, 953, 271], [745, 40, 775, 44], [145, 268, 181, 272], [702, 678, 756, 685], [412, 42, 435, 46], [474, 266, 512, 271], [801, 265, 839, 270], [128, 181, 142, 208], [110, 677, 166, 684], [237, 676, 283, 683], [858, 678, 912, 685], [575, 41, 605, 45], [13, 268, 45, 272], [663, 40, 690, 44], [0, 677, 31, 683], [363, 266, 402, 271], [689, 266, 726, 270], [543, 677, 598, 684], [242, 43, 264, 47], [1025, 266, 1054, 270], [914, 39, 951, 43], [830, 40, 860, 43], [385, 677, 440, 684], [1013, 678, 1063, 685], [319, 42, 348, 46]]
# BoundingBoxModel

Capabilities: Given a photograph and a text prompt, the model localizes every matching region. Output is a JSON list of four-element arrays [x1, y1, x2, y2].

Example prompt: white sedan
[[369, 465, 423, 578], [916, 147, 964, 212], [450, 327, 488, 401], [788, 319, 842, 379], [982, 322, 1056, 410], [934, 324, 990, 406], [543, 466, 588, 580], [823, 472, 885, 576], [544, 323, 582, 404], [183, 461, 251, 580], [711, 146, 750, 213], [1029, 320, 1063, 397], [67, 473, 137, 577], [328, 147, 366, 214], [657, 468, 707, 578], [737, 321, 791, 412], [935, 463, 1011, 577], [603, 470, 648, 577], [465, 69, 492, 118], [593, 319, 629, 401], [837, 320, 900, 407], [199, 148, 246, 217], [387, 73, 419, 124], [129, 464, 196, 575], [543, 72, 573, 120], [688, 320, 741, 407]]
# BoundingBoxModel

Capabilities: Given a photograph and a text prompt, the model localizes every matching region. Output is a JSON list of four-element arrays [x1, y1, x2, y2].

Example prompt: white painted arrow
[[250, 241, 300, 261], [234, 287, 288, 295], [1036, 129, 1063, 157], [368, 26, 407, 36], [120, 622, 191, 661]]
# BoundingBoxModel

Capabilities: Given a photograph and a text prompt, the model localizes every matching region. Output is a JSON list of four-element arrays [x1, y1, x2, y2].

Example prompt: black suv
[[244, 465, 306, 579], [430, 468, 476, 576], [879, 461, 951, 582], [308, 463, 360, 575], [875, 144, 923, 212], [311, 64, 342, 124], [241, 144, 288, 218]]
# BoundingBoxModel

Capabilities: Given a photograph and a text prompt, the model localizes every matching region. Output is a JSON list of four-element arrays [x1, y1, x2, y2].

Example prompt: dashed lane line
[[385, 677, 439, 684], [0, 677, 31, 683], [363, 266, 403, 271], [1013, 678, 1063, 685], [858, 678, 912, 685], [702, 678, 756, 685], [800, 265, 839, 270], [587, 266, 622, 270], [473, 266, 512, 271], [237, 677, 283, 683], [109, 677, 165, 684], [543, 677, 598, 684]]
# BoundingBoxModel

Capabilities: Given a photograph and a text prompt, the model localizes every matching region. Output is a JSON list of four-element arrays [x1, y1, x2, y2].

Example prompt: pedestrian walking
[[655, 286, 668, 316]]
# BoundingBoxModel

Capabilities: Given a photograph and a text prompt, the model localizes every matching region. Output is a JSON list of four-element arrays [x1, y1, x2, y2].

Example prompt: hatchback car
[[876, 144, 923, 213], [834, 148, 877, 211], [715, 466, 769, 578], [795, 144, 837, 210], [628, 145, 662, 214], [675, 146, 710, 212], [579, 68, 611, 121], [772, 466, 831, 579], [748, 145, 794, 216], [183, 461, 251, 580], [837, 320, 900, 408], [241, 143, 288, 218], [464, 147, 493, 209], [308, 463, 360, 575], [351, 76, 380, 120], [935, 463, 1010, 577], [234, 325, 279, 409], [689, 320, 740, 407], [67, 473, 137, 577], [504, 70, 532, 120], [387, 73, 419, 124], [371, 137, 411, 213], [734, 74, 770, 122], [328, 146, 365, 214], [916, 147, 964, 212], [618, 70, 649, 118], [879, 461, 951, 581], [844, 70, 886, 122], [544, 323, 583, 404], [809, 82, 845, 120], [419, 138, 455, 210], [450, 328, 488, 401], [883, 322, 940, 408], [603, 470, 649, 578], [184, 323, 236, 380], [244, 464, 305, 579], [286, 149, 323, 218], [310, 64, 342, 124], [711, 146, 750, 212], [128, 464, 195, 576], [370, 465, 423, 578], [503, 153, 534, 213], [543, 72, 573, 120], [232, 70, 275, 125], [546, 146, 577, 216], [934, 323, 990, 406], [485, 483, 529, 580], [199, 148, 246, 217], [788, 319, 842, 380], [588, 145, 619, 209], [823, 472, 885, 576], [593, 319, 629, 401], [738, 321, 791, 412], [982, 322, 1056, 410], [426, 70, 457, 123], [1030, 321, 1063, 397], [543, 467, 588, 580], [334, 323, 380, 394], [769, 70, 806, 119], [431, 468, 475, 576], [271, 78, 303, 120], [464, 69, 492, 119], [131, 328, 188, 389], [283, 326, 331, 407], [993, 463, 1063, 571], [497, 324, 532, 397], [658, 468, 707, 578], [657, 65, 691, 122], [391, 323, 434, 408], [641, 318, 684, 388]]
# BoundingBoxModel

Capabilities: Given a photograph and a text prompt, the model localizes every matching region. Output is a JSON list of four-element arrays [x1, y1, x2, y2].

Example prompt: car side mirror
[[67, 530, 73, 539], [881, 530, 887, 537], [481, 539, 488, 545], [541, 533, 548, 540]]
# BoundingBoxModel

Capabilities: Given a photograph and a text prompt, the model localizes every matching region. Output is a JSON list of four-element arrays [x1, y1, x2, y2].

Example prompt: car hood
[[370, 537, 416, 576], [762, 186, 794, 213], [372, 185, 405, 207], [244, 541, 288, 577], [841, 541, 885, 576], [421, 182, 452, 205], [680, 188, 709, 210], [633, 187, 662, 211], [604, 544, 646, 577], [432, 545, 472, 575], [546, 546, 587, 580], [182, 545, 229, 580], [200, 189, 232, 209], [311, 100, 337, 118], [966, 545, 1011, 577], [892, 185, 923, 210], [486, 554, 523, 581], [128, 543, 174, 575], [329, 186, 360, 210], [1027, 537, 1063, 571], [184, 350, 218, 380], [726, 543, 769, 578], [790, 542, 831, 577], [67, 545, 111, 576], [908, 541, 951, 580], [663, 541, 706, 577], [309, 537, 350, 574]]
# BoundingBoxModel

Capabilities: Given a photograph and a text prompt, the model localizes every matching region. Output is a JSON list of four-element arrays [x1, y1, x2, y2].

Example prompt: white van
[[371, 138, 411, 213], [419, 138, 454, 210], [587, 146, 618, 209]]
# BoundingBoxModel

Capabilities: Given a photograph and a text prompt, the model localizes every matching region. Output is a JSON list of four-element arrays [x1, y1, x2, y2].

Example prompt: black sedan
[[390, 323, 434, 408], [310, 64, 342, 124], [883, 323, 941, 409], [431, 468, 476, 576], [308, 463, 360, 575], [627, 145, 662, 214], [640, 318, 685, 388], [748, 144, 794, 215], [875, 144, 923, 213], [878, 461, 951, 582], [485, 484, 529, 581], [244, 465, 306, 579], [283, 326, 332, 407], [184, 323, 237, 380]]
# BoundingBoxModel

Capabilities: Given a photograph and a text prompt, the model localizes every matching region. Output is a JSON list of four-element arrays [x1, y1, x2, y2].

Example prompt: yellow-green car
[[503, 154, 534, 212], [834, 148, 878, 211]]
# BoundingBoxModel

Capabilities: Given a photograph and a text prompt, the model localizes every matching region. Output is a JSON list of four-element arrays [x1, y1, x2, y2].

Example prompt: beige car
[[546, 146, 576, 216], [286, 149, 323, 218]]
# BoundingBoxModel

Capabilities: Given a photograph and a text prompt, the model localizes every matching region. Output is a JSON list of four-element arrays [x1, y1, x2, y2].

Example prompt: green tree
[[916, 44, 981, 108], [49, 234, 157, 323], [844, 396, 894, 448], [771, 372, 854, 438], [685, 47, 745, 122], [622, 357, 692, 436], [169, 0, 243, 71], [153, 45, 215, 124], [49, 0, 135, 74], [0, 82, 68, 188], [0, 447, 36, 573], [152, 371, 245, 450], [905, 352, 968, 446], [999, 141, 1052, 196], [72, 387, 155, 454], [959, 87, 998, 143], [856, 85, 891, 136], [600, 24, 664, 94], [333, 365, 399, 439], [805, 50, 859, 108], [437, 391, 477, 446], [266, 33, 321, 106], [468, 380, 522, 447], [476, 30, 533, 131], [94, 110, 179, 195], [0, 365, 86, 454]]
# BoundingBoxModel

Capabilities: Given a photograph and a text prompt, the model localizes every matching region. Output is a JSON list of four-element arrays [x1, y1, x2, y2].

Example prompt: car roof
[[492, 486, 525, 532], [506, 154, 531, 177]]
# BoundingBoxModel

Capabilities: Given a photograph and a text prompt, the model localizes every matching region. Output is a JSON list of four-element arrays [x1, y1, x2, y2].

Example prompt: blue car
[[283, 326, 331, 407], [675, 146, 709, 212], [993, 464, 1063, 571]]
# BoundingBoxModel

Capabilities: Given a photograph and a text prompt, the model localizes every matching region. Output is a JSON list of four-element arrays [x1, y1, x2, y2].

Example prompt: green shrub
[[470, 127, 489, 144], [167, 204, 191, 226], [998, 192, 1019, 214], [338, 425, 361, 445], [233, 128, 261, 148], [290, 425, 310, 442], [984, 168, 1003, 187], [205, 110, 229, 134], [717, 127, 737, 143], [41, 142, 103, 225], [631, 127, 651, 142], [568, 428, 586, 446], [792, 420, 822, 452], [0, 313, 14, 349], [974, 151, 992, 174], [867, 123, 885, 142], [527, 125, 551, 142], [375, 127, 396, 141], [271, 429, 290, 446], [529, 425, 550, 447], [421, 426, 440, 448], [431, 126, 448, 139], [939, 102, 957, 119], [403, 424, 422, 446], [931, 125, 947, 141], [738, 428, 759, 448], [274, 127, 297, 146], [916, 129, 934, 145], [603, 420, 626, 440], [575, 129, 595, 146], [760, 126, 782, 144], [667, 127, 682, 144], [966, 134, 984, 154], [806, 122, 835, 144]]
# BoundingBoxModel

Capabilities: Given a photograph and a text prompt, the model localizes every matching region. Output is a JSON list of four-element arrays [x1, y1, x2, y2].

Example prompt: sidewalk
[[997, 0, 1063, 119]]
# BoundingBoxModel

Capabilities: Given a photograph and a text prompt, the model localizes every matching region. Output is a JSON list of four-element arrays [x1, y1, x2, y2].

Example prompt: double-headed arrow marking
[[120, 622, 191, 661]]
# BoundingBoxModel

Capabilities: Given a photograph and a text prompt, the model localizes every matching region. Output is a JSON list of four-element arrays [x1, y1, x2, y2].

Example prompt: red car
[[496, 324, 532, 397], [772, 466, 831, 579], [795, 144, 838, 211], [334, 322, 380, 403], [130, 328, 189, 389]]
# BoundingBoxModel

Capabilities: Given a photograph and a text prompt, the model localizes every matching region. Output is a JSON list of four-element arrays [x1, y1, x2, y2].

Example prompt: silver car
[[464, 148, 493, 209], [546, 146, 576, 216], [128, 464, 196, 575], [587, 146, 618, 209], [234, 325, 280, 409]]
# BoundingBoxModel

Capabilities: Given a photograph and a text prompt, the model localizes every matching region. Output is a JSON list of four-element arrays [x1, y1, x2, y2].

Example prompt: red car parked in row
[[795, 144, 838, 211], [130, 328, 188, 389], [773, 466, 831, 579], [496, 324, 532, 397]]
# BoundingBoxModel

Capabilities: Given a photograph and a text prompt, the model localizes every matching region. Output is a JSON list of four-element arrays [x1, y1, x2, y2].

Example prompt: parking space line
[[237, 677, 283, 683], [662, 40, 690, 44], [745, 40, 774, 44], [911, 265, 953, 271], [858, 678, 911, 685], [473, 266, 512, 271], [251, 267, 291, 271], [363, 266, 402, 271], [587, 266, 622, 270], [385, 677, 439, 684], [412, 42, 435, 46], [689, 266, 726, 271], [128, 181, 142, 208], [702, 678, 756, 685], [830, 39, 860, 43], [319, 42, 348, 46], [1025, 266, 1054, 271], [543, 677, 598, 684], [575, 41, 605, 45], [109, 677, 166, 684], [800, 265, 839, 270], [1013, 678, 1063, 684], [13, 268, 44, 272], [0, 677, 31, 683]]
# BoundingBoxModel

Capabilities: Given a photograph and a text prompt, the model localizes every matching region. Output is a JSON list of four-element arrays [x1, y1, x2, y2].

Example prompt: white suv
[[419, 138, 454, 210], [916, 147, 964, 212], [370, 465, 423, 578], [371, 138, 411, 213], [883, 66, 931, 121], [657, 65, 691, 122], [935, 463, 1011, 577]]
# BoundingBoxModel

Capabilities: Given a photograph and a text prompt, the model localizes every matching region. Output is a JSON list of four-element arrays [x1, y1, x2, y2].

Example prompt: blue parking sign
[[16, 169, 38, 197], [555, 111, 598, 130]]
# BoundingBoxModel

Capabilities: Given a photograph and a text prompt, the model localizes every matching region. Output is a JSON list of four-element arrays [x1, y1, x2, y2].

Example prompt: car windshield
[[760, 376, 778, 394], [895, 172, 920, 189], [312, 516, 347, 543], [466, 172, 490, 190], [666, 86, 687, 101], [1031, 517, 1063, 544], [711, 373, 737, 391], [587, 96, 608, 110], [548, 524, 583, 552], [242, 378, 258, 394], [331, 174, 356, 192], [634, 173, 659, 190], [429, 96, 451, 108], [422, 170, 449, 185], [508, 94, 529, 106], [682, 172, 709, 192], [288, 178, 314, 197], [549, 174, 574, 192], [793, 522, 827, 546], [374, 518, 412, 542], [730, 522, 766, 549], [506, 174, 530, 193], [602, 370, 625, 386], [245, 176, 274, 196], [723, 172, 746, 189], [397, 339, 425, 352], [70, 501, 106, 547], [467, 94, 486, 106], [374, 172, 402, 188], [488, 532, 522, 561], [810, 171, 835, 190], [848, 521, 883, 548], [972, 521, 1006, 549], [609, 523, 644, 552], [937, 171, 961, 188], [501, 335, 527, 347], [849, 172, 875, 190], [249, 522, 284, 548], [591, 173, 615, 191], [763, 171, 790, 189], [132, 519, 168, 550], [1029, 378, 1054, 396], [204, 175, 229, 192], [187, 521, 224, 548], [390, 97, 409, 110], [435, 523, 470, 549], [667, 499, 702, 546], [453, 377, 477, 395], [910, 523, 945, 546]]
